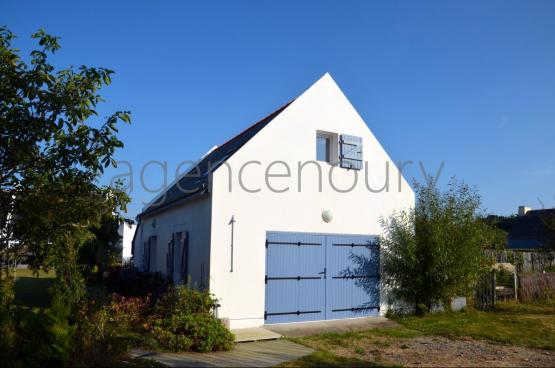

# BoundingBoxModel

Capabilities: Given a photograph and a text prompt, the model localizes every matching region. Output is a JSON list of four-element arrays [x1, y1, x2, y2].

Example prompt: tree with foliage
[[79, 216, 128, 283], [378, 178, 506, 313], [0, 26, 130, 307]]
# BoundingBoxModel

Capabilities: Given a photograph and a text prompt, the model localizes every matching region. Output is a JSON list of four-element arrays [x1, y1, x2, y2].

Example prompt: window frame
[[316, 131, 338, 165]]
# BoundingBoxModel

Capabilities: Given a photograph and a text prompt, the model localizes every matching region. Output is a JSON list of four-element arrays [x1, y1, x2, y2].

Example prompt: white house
[[118, 221, 136, 264], [133, 74, 414, 329]]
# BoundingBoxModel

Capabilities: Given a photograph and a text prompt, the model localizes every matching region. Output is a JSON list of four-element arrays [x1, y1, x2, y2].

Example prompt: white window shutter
[[340, 134, 363, 170]]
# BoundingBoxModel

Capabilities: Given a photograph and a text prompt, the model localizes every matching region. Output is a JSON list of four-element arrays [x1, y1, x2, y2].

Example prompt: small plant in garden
[[416, 303, 429, 316], [8, 295, 76, 367], [73, 292, 151, 364], [146, 285, 235, 353]]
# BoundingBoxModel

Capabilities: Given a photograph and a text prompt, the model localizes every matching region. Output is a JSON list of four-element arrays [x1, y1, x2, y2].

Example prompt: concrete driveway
[[264, 316, 398, 337]]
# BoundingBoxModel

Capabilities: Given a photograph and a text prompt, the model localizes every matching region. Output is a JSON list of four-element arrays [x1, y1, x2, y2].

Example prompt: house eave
[[137, 189, 210, 220]]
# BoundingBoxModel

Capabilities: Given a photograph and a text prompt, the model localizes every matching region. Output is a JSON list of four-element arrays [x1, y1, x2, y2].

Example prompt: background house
[[118, 220, 136, 264], [490, 206, 555, 251]]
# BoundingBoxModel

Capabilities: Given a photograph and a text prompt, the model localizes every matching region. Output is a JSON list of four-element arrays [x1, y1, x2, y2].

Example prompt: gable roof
[[138, 100, 293, 219]]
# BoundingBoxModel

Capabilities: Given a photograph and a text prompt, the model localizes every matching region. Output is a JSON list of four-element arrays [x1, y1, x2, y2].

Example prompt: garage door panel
[[266, 247, 296, 277], [266, 233, 325, 277], [265, 277, 325, 324], [265, 232, 326, 324], [266, 309, 325, 324], [327, 245, 353, 277], [327, 278, 352, 310], [297, 279, 325, 310], [326, 235, 380, 320], [297, 245, 325, 276], [265, 280, 297, 314], [265, 232, 379, 324], [352, 277, 379, 306]]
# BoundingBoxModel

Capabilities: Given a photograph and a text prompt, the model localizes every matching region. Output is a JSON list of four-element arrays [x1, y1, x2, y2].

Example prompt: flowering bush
[[74, 293, 150, 362], [108, 293, 150, 328], [74, 286, 233, 358]]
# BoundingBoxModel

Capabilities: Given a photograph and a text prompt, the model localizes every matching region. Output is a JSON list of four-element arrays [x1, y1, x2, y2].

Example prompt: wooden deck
[[130, 340, 314, 367], [232, 327, 282, 342]]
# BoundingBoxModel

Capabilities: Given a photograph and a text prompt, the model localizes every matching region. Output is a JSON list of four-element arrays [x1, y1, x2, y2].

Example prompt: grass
[[283, 301, 555, 367], [278, 350, 380, 367], [13, 268, 56, 308], [393, 300, 555, 350]]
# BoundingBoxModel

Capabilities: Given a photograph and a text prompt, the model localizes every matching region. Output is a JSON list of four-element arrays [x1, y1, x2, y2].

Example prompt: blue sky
[[3, 0, 555, 217]]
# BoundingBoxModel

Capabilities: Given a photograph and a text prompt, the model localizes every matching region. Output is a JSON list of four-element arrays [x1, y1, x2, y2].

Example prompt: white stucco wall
[[133, 196, 212, 289], [118, 222, 136, 263], [209, 74, 415, 328]]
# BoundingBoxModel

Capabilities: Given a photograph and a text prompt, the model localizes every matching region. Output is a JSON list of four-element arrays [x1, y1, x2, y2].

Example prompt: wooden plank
[[131, 340, 313, 367]]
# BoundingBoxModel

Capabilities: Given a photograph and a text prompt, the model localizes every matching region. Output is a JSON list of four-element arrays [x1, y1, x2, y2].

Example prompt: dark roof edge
[[215, 99, 294, 149], [136, 98, 294, 219], [138, 190, 208, 220]]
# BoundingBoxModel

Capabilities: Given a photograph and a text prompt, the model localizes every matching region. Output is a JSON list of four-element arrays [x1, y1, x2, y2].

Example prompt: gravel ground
[[324, 336, 555, 367]]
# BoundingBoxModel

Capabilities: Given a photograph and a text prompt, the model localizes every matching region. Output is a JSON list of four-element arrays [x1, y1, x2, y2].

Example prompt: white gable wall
[[210, 74, 415, 328]]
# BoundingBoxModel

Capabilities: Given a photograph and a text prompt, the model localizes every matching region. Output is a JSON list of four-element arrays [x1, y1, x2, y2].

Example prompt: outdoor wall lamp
[[322, 209, 333, 223]]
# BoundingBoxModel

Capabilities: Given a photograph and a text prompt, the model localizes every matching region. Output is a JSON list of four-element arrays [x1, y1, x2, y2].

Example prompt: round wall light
[[322, 209, 333, 223]]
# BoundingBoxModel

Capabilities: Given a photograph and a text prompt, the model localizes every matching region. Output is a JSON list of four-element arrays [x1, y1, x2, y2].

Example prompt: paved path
[[130, 340, 313, 367], [265, 316, 398, 337]]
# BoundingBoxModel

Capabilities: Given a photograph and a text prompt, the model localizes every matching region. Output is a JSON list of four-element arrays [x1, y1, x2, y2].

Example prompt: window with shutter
[[179, 232, 189, 284], [143, 239, 150, 271], [148, 236, 157, 272], [340, 134, 363, 170], [316, 131, 338, 164], [167, 234, 175, 282]]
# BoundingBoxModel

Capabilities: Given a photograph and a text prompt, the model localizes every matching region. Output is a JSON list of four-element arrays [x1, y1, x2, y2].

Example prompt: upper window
[[316, 132, 338, 164], [316, 134, 330, 162]]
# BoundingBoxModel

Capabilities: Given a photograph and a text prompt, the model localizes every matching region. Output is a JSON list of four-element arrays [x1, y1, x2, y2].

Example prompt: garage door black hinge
[[265, 239, 268, 248], [265, 310, 321, 318], [332, 306, 379, 312], [265, 275, 267, 284]]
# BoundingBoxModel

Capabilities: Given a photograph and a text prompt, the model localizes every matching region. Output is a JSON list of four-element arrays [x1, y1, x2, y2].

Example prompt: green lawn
[[282, 301, 555, 367], [279, 350, 381, 367], [394, 301, 555, 350], [13, 268, 55, 308]]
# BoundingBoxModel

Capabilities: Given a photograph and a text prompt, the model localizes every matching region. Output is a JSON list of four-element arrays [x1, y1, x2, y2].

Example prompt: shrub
[[416, 303, 429, 316], [15, 296, 76, 367], [378, 179, 506, 312], [109, 293, 151, 329], [149, 313, 234, 353], [146, 286, 234, 353], [0, 277, 17, 364], [154, 285, 218, 316], [73, 293, 150, 363]]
